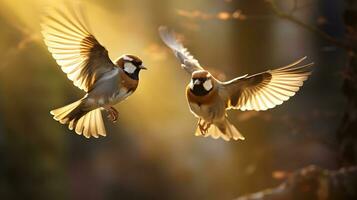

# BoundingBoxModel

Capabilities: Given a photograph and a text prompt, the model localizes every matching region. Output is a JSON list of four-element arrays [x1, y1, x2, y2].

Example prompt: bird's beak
[[139, 65, 147, 70], [193, 79, 201, 85]]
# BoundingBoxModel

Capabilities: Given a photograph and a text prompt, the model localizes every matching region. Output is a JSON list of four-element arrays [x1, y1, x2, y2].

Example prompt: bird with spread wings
[[42, 4, 146, 138], [159, 26, 313, 141]]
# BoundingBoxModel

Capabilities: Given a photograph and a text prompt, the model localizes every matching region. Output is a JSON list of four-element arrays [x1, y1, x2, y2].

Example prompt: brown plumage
[[118, 64, 139, 93], [43, 4, 146, 138], [186, 85, 218, 106], [186, 72, 217, 106], [159, 26, 313, 141]]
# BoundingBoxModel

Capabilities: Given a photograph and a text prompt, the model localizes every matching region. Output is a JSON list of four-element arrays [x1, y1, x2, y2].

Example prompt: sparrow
[[42, 5, 147, 138], [159, 26, 313, 141]]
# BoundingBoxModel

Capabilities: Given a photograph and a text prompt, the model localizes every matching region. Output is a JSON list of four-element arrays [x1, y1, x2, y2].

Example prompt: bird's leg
[[198, 119, 212, 135], [202, 121, 212, 134], [105, 106, 118, 123], [198, 118, 206, 135]]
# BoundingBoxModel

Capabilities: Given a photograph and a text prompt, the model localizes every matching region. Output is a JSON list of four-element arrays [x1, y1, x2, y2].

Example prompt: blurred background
[[0, 0, 353, 199]]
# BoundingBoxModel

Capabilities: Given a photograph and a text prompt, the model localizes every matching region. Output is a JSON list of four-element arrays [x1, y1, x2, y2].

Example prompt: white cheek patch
[[203, 79, 213, 91], [124, 62, 137, 74]]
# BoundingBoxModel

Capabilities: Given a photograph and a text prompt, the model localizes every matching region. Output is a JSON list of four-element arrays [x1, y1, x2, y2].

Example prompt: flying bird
[[159, 26, 313, 141], [42, 5, 147, 138]]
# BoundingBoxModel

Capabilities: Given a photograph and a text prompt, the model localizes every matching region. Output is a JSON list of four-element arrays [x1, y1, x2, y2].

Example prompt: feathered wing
[[41, 4, 116, 92], [224, 57, 313, 111], [158, 26, 203, 74], [43, 4, 112, 138]]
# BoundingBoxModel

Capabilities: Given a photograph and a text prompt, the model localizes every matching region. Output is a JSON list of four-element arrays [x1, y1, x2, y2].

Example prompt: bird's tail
[[195, 118, 245, 141], [50, 100, 106, 138]]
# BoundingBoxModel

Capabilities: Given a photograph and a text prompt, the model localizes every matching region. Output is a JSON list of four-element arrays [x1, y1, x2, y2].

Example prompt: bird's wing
[[41, 4, 116, 92], [223, 57, 313, 111], [158, 26, 203, 74]]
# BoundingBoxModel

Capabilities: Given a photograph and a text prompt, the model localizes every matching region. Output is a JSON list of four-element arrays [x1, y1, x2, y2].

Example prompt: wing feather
[[224, 57, 313, 111], [41, 4, 115, 92], [158, 26, 203, 74]]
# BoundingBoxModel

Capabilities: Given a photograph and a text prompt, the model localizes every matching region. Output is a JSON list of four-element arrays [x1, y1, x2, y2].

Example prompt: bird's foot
[[106, 106, 118, 123], [202, 122, 212, 134], [198, 119, 206, 135], [198, 119, 211, 135]]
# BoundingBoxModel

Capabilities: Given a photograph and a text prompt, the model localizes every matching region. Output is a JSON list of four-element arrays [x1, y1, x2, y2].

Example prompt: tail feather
[[50, 100, 106, 138], [195, 119, 245, 141], [73, 109, 106, 138], [50, 100, 82, 123]]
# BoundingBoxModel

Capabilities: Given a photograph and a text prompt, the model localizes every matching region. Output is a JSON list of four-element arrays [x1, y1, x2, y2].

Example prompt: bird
[[159, 26, 313, 141], [41, 4, 147, 138]]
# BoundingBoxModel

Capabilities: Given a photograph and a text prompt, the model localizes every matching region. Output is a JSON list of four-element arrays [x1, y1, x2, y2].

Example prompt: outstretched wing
[[41, 4, 116, 92], [224, 57, 313, 111], [158, 26, 203, 74]]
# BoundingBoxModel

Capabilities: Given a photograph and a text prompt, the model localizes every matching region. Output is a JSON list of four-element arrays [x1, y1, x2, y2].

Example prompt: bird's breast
[[105, 71, 139, 105], [186, 86, 224, 121], [119, 70, 139, 92], [108, 87, 133, 105], [186, 85, 216, 105], [188, 101, 224, 122]]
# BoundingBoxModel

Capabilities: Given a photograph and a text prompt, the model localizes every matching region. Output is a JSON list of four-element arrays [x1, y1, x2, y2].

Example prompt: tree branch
[[267, 0, 356, 52], [235, 165, 357, 200]]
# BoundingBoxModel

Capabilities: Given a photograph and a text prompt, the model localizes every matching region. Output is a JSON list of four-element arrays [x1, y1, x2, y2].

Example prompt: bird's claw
[[106, 107, 118, 123], [198, 119, 211, 135], [198, 122, 206, 135]]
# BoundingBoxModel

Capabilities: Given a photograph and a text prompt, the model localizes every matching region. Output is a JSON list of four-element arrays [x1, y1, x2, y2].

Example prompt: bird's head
[[116, 54, 147, 80], [189, 70, 214, 96]]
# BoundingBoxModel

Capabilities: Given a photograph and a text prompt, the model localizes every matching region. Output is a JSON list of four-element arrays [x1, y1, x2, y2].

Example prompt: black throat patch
[[190, 84, 212, 96], [125, 68, 140, 80]]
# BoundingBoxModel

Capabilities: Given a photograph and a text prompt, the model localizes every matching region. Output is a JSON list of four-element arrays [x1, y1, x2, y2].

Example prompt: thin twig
[[267, 0, 356, 52]]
